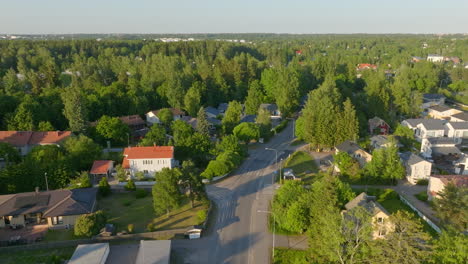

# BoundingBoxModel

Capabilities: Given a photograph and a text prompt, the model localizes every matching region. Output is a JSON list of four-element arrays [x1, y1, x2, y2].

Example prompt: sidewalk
[[275, 235, 308, 250]]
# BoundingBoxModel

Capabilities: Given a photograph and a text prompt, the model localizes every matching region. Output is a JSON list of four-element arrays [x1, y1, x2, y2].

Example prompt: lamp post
[[44, 172, 49, 191], [258, 210, 276, 261], [265, 148, 279, 184]]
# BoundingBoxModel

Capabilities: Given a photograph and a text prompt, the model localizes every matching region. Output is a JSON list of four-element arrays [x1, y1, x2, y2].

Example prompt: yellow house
[[0, 188, 97, 229], [344, 192, 393, 239]]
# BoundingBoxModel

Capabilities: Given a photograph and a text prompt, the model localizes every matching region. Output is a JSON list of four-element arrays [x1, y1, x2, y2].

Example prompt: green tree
[[180, 160, 206, 208], [337, 98, 359, 143], [364, 143, 405, 184], [37, 121, 55, 131], [157, 108, 174, 125], [63, 135, 102, 172], [244, 80, 264, 115], [96, 115, 130, 146], [334, 151, 361, 181], [70, 171, 92, 189], [233, 122, 260, 143], [430, 229, 468, 264], [98, 177, 111, 197], [184, 83, 202, 116], [125, 178, 136, 191], [74, 210, 107, 237], [433, 183, 468, 231], [61, 86, 88, 133], [0, 142, 21, 165], [216, 134, 245, 156], [152, 168, 183, 216], [222, 100, 243, 135], [140, 123, 166, 146], [7, 99, 35, 131], [256, 107, 272, 139], [196, 107, 210, 136]]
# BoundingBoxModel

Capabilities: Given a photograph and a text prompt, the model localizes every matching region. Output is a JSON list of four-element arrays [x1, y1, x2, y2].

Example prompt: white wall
[[408, 161, 432, 184], [128, 158, 174, 177]]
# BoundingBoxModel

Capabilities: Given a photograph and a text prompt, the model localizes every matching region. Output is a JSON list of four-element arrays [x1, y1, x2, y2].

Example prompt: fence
[[0, 228, 187, 253], [399, 194, 441, 233]]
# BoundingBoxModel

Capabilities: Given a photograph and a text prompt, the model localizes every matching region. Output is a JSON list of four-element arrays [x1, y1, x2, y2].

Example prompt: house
[[136, 240, 171, 264], [344, 192, 392, 239], [399, 152, 432, 184], [454, 155, 468, 175], [427, 175, 468, 200], [357, 63, 377, 71], [335, 141, 372, 167], [260, 103, 281, 117], [146, 108, 186, 125], [368, 117, 390, 135], [445, 122, 468, 143], [181, 116, 198, 130], [411, 56, 425, 63], [118, 115, 146, 131], [68, 243, 110, 264], [401, 119, 446, 141], [205, 106, 220, 119], [427, 54, 445, 63], [217, 103, 229, 114], [450, 112, 468, 122], [420, 137, 460, 159], [240, 115, 257, 123], [0, 188, 97, 229], [122, 146, 175, 178], [427, 105, 462, 120], [90, 160, 114, 179], [445, 56, 461, 64], [422, 94, 446, 109], [0, 131, 72, 156], [370, 135, 400, 150]]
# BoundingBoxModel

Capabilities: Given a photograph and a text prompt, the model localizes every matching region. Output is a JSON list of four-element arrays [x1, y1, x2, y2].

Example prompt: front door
[[4, 216, 10, 225]]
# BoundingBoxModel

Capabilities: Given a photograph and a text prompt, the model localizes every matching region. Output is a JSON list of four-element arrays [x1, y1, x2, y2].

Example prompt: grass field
[[98, 192, 208, 233], [0, 247, 76, 264], [274, 248, 309, 264], [284, 151, 318, 183], [43, 229, 76, 242]]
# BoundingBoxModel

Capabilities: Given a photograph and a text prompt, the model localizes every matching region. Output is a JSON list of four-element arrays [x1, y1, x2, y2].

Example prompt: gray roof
[[400, 152, 427, 166], [207, 117, 221, 126], [345, 192, 390, 216], [423, 93, 445, 101], [420, 119, 447, 130], [69, 243, 109, 264], [260, 103, 279, 112], [428, 105, 452, 112], [240, 115, 257, 123], [136, 240, 171, 264], [205, 106, 219, 116], [217, 103, 229, 112], [448, 121, 468, 130], [432, 147, 461, 156], [0, 188, 97, 217], [427, 137, 457, 145], [451, 112, 468, 122], [336, 141, 363, 154], [370, 135, 388, 146]]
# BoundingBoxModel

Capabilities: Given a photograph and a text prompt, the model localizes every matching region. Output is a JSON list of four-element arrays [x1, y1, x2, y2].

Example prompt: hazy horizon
[[1, 0, 467, 34]]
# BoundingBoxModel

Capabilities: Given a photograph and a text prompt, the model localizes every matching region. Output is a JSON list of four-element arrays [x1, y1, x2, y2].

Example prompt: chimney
[[35, 187, 40, 194]]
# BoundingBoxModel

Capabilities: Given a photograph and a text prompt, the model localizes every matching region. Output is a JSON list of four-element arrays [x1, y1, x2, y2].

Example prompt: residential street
[[172, 122, 302, 264]]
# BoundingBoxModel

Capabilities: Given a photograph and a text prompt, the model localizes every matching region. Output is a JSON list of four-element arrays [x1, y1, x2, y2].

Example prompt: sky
[[1, 0, 467, 34]]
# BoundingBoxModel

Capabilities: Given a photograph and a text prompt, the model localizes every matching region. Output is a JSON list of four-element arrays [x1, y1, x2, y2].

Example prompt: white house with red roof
[[122, 146, 175, 177], [0, 131, 72, 156]]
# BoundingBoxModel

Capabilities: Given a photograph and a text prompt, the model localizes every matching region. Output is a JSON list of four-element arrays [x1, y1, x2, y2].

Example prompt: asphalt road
[[172, 122, 302, 264]]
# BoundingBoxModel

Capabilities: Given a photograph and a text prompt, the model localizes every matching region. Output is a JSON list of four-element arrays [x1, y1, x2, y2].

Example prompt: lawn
[[0, 247, 76, 264], [284, 151, 318, 183], [274, 248, 309, 264], [98, 192, 208, 233], [43, 229, 76, 242]]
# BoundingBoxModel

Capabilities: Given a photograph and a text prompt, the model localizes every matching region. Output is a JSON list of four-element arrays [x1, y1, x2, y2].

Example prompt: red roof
[[0, 131, 71, 147], [357, 63, 377, 70], [90, 160, 113, 175], [431, 175, 468, 187], [119, 115, 145, 126], [122, 146, 174, 169]]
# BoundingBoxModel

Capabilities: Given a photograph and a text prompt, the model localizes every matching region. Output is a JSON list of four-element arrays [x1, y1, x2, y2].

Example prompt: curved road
[[172, 122, 302, 264]]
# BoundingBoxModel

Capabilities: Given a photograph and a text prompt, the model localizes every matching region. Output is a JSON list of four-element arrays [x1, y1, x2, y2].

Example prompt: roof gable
[[123, 146, 174, 160], [90, 160, 113, 174]]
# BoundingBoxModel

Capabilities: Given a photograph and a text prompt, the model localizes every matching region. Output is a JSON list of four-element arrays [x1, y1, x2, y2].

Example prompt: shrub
[[415, 191, 428, 202], [125, 179, 136, 191], [378, 189, 398, 202], [416, 179, 429, 185], [135, 188, 148, 199], [127, 224, 134, 233], [135, 171, 145, 181], [98, 177, 111, 197], [74, 210, 107, 237], [197, 210, 207, 223], [122, 199, 133, 206], [146, 222, 156, 232]]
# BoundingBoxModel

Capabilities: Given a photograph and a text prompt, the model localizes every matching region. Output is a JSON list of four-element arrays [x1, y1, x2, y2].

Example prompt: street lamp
[[44, 172, 49, 191], [258, 210, 276, 261], [265, 148, 279, 184]]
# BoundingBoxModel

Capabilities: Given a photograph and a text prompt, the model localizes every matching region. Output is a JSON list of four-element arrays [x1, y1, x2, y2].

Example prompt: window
[[377, 217, 384, 224], [52, 216, 63, 225], [378, 228, 386, 236]]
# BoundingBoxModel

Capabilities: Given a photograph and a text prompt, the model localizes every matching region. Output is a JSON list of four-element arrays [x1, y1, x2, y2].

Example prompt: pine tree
[[222, 100, 243, 135], [337, 98, 359, 144], [61, 86, 88, 133], [196, 107, 210, 136], [244, 80, 264, 115]]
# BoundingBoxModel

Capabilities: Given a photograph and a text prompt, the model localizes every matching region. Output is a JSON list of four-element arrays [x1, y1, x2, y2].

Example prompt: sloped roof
[[260, 103, 279, 112], [0, 188, 97, 217], [428, 105, 452, 113], [336, 141, 364, 154], [451, 112, 468, 122], [217, 103, 229, 112], [345, 192, 389, 216], [430, 175, 468, 187], [240, 115, 256, 123], [119, 115, 145, 126], [205, 106, 220, 116], [207, 117, 221, 126], [90, 160, 113, 175], [427, 137, 457, 145], [123, 146, 174, 168], [368, 116, 388, 128], [400, 152, 428, 166], [181, 116, 197, 129], [69, 243, 109, 264], [0, 131, 71, 147], [431, 147, 461, 156], [448, 121, 468, 130], [148, 108, 186, 116]]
